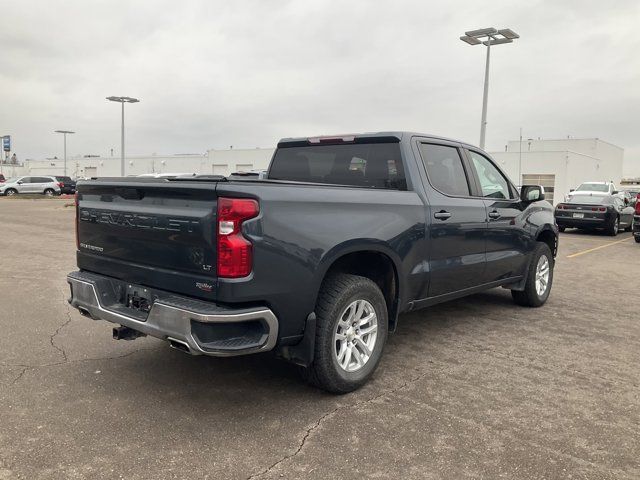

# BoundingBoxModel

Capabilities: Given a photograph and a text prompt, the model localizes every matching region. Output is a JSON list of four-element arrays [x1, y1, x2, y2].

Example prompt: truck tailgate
[[76, 180, 219, 298]]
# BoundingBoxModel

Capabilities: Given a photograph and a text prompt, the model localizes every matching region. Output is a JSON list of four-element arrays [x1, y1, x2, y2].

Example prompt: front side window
[[468, 151, 512, 199], [418, 143, 470, 196]]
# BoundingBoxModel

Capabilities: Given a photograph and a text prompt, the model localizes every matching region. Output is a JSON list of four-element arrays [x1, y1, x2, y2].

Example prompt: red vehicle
[[0, 173, 5, 183]]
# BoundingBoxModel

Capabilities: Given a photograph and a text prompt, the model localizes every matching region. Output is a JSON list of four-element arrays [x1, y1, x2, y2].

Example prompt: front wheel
[[558, 226, 566, 233], [301, 273, 388, 394], [511, 242, 554, 307], [635, 236, 640, 244], [4, 188, 17, 196]]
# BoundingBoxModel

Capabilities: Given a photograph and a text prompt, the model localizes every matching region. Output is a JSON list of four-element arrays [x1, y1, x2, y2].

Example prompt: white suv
[[0, 176, 62, 196]]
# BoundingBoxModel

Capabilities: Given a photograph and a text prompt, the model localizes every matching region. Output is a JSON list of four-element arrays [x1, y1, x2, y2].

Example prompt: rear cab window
[[268, 142, 407, 190], [417, 143, 471, 196]]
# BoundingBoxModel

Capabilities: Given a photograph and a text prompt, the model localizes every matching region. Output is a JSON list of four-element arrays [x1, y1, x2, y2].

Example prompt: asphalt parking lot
[[1, 199, 638, 480]]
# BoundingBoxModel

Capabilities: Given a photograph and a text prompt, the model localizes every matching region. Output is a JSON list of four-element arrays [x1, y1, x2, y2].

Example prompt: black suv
[[55, 176, 76, 194]]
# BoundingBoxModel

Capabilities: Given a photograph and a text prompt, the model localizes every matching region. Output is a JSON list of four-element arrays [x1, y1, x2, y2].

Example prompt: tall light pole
[[54, 130, 75, 176], [460, 28, 519, 149], [106, 96, 140, 176]]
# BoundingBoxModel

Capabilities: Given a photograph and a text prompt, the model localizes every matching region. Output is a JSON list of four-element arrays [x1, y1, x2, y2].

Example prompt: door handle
[[488, 210, 501, 220], [434, 210, 452, 220]]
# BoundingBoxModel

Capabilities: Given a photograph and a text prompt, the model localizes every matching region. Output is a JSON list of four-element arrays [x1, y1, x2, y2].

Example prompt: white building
[[490, 138, 624, 204], [5, 147, 276, 179]]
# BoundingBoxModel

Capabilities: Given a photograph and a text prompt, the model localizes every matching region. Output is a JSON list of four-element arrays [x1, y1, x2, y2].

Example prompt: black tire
[[607, 216, 619, 236], [301, 273, 388, 394], [4, 188, 17, 196], [558, 226, 566, 233], [43, 188, 55, 196], [511, 242, 554, 308], [635, 236, 640, 243]]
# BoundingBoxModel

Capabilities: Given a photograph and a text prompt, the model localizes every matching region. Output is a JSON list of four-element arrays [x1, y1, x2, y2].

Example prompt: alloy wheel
[[334, 299, 378, 373], [535, 255, 550, 297]]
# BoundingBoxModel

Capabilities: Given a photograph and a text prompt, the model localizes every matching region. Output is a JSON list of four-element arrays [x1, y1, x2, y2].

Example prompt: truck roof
[[277, 131, 478, 149]]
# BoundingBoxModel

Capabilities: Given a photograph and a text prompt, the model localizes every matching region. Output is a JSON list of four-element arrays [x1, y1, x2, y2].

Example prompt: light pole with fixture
[[460, 28, 519, 149], [54, 130, 75, 176], [106, 96, 140, 176]]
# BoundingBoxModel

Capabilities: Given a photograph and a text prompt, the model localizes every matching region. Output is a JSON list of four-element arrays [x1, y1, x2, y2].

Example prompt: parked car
[[55, 176, 77, 195], [227, 169, 268, 180], [67, 132, 558, 393], [565, 181, 618, 202], [0, 176, 61, 196], [555, 194, 635, 235], [137, 173, 197, 178], [633, 193, 640, 243]]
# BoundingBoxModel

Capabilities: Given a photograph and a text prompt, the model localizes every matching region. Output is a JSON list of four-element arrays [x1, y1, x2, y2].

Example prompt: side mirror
[[612, 190, 619, 195], [569, 188, 575, 192], [17, 181, 23, 185], [521, 185, 545, 203]]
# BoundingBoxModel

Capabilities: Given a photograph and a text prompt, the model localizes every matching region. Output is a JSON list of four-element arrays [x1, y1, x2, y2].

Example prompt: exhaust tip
[[168, 338, 191, 354]]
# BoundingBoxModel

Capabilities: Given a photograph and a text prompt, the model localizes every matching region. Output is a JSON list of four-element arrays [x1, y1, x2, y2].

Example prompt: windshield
[[568, 195, 611, 205], [3, 177, 19, 183], [575, 183, 609, 192]]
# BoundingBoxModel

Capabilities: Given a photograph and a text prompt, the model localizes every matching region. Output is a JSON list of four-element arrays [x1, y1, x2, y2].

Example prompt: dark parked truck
[[67, 132, 558, 393]]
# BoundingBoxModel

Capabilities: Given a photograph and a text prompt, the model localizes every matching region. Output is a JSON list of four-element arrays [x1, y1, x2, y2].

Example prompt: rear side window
[[268, 142, 406, 190], [418, 143, 470, 196], [34, 177, 53, 183]]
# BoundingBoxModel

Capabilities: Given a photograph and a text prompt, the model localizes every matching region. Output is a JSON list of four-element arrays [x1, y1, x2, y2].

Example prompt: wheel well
[[537, 229, 557, 257], [323, 251, 399, 330]]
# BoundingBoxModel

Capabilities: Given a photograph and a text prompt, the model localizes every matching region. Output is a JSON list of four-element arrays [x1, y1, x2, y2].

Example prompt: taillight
[[217, 197, 259, 278], [635, 199, 640, 215], [74, 192, 79, 249], [598, 207, 606, 212], [58, 182, 64, 187]]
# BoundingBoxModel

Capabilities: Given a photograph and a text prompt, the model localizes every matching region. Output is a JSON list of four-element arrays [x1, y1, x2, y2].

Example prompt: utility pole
[[54, 130, 75, 176], [460, 28, 520, 149], [106, 96, 140, 176]]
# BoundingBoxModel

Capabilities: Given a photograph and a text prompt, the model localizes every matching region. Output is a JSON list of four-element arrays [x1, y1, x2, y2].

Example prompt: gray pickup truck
[[67, 132, 558, 393]]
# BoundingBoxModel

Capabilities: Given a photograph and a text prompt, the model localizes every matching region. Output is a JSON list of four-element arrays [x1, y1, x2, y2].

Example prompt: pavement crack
[[10, 366, 30, 385], [1, 347, 158, 372], [246, 368, 429, 479], [50, 313, 72, 363]]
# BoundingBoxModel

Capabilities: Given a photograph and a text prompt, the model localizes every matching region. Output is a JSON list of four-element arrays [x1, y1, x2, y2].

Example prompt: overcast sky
[[1, 0, 639, 174]]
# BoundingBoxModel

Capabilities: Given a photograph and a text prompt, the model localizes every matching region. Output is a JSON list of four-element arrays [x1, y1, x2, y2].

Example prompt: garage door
[[522, 174, 555, 204]]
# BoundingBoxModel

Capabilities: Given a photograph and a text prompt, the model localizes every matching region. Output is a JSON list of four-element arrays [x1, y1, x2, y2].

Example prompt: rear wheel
[[607, 216, 619, 236], [301, 274, 388, 394], [558, 226, 566, 233], [511, 242, 554, 307], [43, 188, 55, 196]]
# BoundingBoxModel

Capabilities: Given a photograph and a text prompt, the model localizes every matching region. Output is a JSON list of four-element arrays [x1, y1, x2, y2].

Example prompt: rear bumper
[[634, 215, 640, 237], [67, 270, 278, 356], [555, 217, 606, 228]]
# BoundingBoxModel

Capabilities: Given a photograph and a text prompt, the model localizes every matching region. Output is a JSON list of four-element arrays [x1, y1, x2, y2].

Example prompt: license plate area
[[125, 284, 153, 313], [572, 213, 584, 218]]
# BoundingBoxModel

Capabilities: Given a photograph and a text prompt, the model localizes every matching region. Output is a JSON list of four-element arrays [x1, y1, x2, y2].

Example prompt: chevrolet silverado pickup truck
[[67, 132, 558, 393]]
